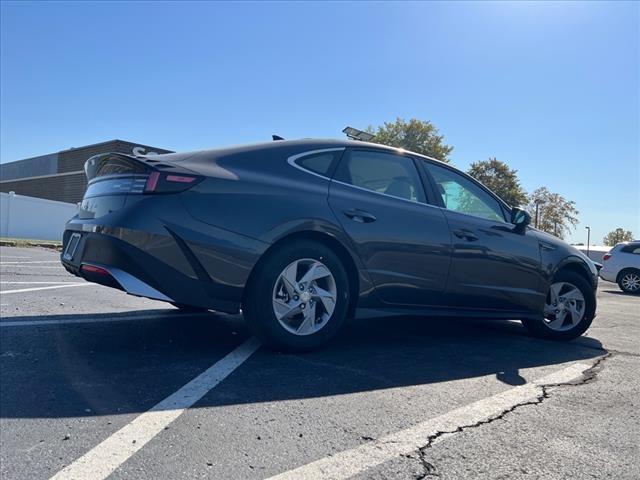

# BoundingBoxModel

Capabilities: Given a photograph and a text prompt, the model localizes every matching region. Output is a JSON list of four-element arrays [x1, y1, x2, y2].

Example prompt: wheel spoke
[[273, 298, 301, 321], [295, 302, 317, 335], [312, 285, 336, 316], [547, 310, 567, 329], [549, 282, 562, 304], [281, 262, 299, 296], [300, 262, 331, 284], [567, 303, 582, 324], [562, 288, 583, 302]]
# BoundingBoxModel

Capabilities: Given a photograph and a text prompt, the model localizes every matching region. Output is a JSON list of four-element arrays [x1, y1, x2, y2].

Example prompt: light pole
[[585, 226, 591, 256]]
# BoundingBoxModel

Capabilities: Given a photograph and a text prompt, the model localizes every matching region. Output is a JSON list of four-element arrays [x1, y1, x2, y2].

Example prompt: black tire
[[617, 268, 640, 294], [243, 240, 350, 352], [521, 270, 596, 341], [170, 302, 209, 313]]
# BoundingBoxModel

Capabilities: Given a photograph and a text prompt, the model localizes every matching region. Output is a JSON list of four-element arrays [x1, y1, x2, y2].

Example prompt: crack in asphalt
[[407, 354, 612, 480]]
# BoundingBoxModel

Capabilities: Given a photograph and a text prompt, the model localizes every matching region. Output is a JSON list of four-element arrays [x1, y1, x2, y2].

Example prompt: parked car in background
[[60, 139, 599, 350], [599, 241, 640, 294]]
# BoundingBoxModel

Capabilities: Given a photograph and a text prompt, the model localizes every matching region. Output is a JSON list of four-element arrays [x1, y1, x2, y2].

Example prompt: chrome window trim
[[286, 148, 346, 181], [288, 147, 440, 208]]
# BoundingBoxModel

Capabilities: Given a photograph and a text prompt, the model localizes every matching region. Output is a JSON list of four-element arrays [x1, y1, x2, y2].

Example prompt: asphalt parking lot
[[1, 246, 638, 480]]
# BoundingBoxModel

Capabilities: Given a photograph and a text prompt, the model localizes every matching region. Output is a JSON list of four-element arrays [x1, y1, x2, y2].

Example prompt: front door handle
[[343, 208, 377, 224], [452, 229, 479, 241]]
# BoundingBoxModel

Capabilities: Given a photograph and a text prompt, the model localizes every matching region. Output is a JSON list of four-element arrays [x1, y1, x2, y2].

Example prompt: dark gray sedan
[[61, 139, 598, 350]]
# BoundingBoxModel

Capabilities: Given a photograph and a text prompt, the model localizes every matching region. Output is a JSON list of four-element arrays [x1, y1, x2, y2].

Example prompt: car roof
[[148, 138, 447, 165]]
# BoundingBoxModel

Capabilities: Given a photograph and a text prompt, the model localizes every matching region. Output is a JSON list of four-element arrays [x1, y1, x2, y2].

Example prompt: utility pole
[[535, 202, 540, 229], [585, 226, 591, 257]]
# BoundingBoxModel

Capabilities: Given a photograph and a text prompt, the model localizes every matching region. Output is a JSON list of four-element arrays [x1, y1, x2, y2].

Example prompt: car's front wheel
[[243, 240, 350, 351], [522, 270, 595, 341], [618, 269, 640, 294]]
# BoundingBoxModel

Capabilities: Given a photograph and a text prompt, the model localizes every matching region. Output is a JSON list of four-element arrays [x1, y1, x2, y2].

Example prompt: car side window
[[334, 150, 426, 203], [621, 245, 640, 254], [295, 152, 338, 177], [423, 162, 506, 222]]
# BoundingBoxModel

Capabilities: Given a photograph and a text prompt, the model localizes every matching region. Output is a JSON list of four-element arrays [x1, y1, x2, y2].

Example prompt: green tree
[[366, 117, 453, 162], [603, 228, 634, 246], [527, 187, 579, 240], [466, 157, 528, 207]]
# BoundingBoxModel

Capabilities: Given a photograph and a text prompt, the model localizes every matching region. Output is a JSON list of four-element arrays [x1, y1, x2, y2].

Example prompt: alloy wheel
[[543, 281, 586, 331], [621, 272, 640, 292], [272, 258, 337, 336]]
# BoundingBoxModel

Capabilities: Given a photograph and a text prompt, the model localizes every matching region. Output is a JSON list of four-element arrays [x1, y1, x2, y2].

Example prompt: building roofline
[[58, 139, 173, 153], [1, 139, 174, 166]]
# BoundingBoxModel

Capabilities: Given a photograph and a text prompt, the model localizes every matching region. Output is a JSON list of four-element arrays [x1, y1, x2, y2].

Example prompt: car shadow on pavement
[[0, 310, 606, 419]]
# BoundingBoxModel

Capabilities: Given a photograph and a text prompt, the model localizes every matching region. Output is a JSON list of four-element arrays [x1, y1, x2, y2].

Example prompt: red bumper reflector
[[81, 264, 111, 276]]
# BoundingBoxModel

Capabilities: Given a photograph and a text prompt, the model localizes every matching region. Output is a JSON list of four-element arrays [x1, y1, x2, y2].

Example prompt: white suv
[[599, 241, 640, 294]]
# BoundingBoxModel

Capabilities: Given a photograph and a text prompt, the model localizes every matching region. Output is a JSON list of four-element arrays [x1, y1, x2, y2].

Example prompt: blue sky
[[1, 1, 638, 244]]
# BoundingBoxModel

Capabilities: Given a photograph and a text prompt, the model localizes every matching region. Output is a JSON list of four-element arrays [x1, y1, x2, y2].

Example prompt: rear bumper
[[598, 266, 618, 283], [61, 229, 243, 313]]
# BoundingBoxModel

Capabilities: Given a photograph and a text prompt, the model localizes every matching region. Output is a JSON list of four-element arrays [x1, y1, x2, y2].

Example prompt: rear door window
[[334, 150, 426, 203], [293, 151, 340, 177], [621, 244, 640, 254]]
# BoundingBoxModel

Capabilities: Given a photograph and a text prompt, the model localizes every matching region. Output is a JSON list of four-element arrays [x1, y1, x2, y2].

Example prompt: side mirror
[[511, 208, 531, 230]]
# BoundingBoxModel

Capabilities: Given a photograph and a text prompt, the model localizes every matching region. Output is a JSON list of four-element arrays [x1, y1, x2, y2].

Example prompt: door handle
[[343, 208, 377, 223], [452, 229, 479, 241]]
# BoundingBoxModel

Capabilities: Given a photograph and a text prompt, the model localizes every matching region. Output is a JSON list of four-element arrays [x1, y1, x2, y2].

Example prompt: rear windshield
[[85, 154, 149, 180]]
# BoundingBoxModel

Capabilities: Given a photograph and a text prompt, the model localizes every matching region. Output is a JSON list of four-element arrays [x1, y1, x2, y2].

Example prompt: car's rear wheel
[[521, 270, 595, 341], [618, 269, 640, 294], [243, 240, 349, 351]]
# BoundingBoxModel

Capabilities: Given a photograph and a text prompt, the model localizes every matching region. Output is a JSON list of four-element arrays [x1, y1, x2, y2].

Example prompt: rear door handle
[[343, 208, 377, 223], [452, 229, 479, 241]]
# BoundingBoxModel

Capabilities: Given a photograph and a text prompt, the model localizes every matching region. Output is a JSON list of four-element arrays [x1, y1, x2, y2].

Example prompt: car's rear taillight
[[144, 172, 202, 193], [603, 253, 612, 261]]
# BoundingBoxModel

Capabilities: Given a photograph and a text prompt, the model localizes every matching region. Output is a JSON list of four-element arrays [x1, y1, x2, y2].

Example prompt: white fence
[[0, 192, 78, 241]]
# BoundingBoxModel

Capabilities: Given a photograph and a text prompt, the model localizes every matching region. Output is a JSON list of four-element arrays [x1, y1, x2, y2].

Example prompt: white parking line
[[49, 337, 261, 480], [0, 261, 60, 264], [1, 284, 92, 295], [1, 266, 65, 269], [0, 281, 84, 284], [267, 362, 591, 480], [0, 311, 213, 327]]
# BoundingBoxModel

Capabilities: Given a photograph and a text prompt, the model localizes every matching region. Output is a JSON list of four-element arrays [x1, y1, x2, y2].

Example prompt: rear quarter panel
[[179, 146, 378, 304]]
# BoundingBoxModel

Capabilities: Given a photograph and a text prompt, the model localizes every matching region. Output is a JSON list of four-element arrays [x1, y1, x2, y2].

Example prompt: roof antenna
[[342, 126, 375, 142], [272, 135, 285, 141]]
